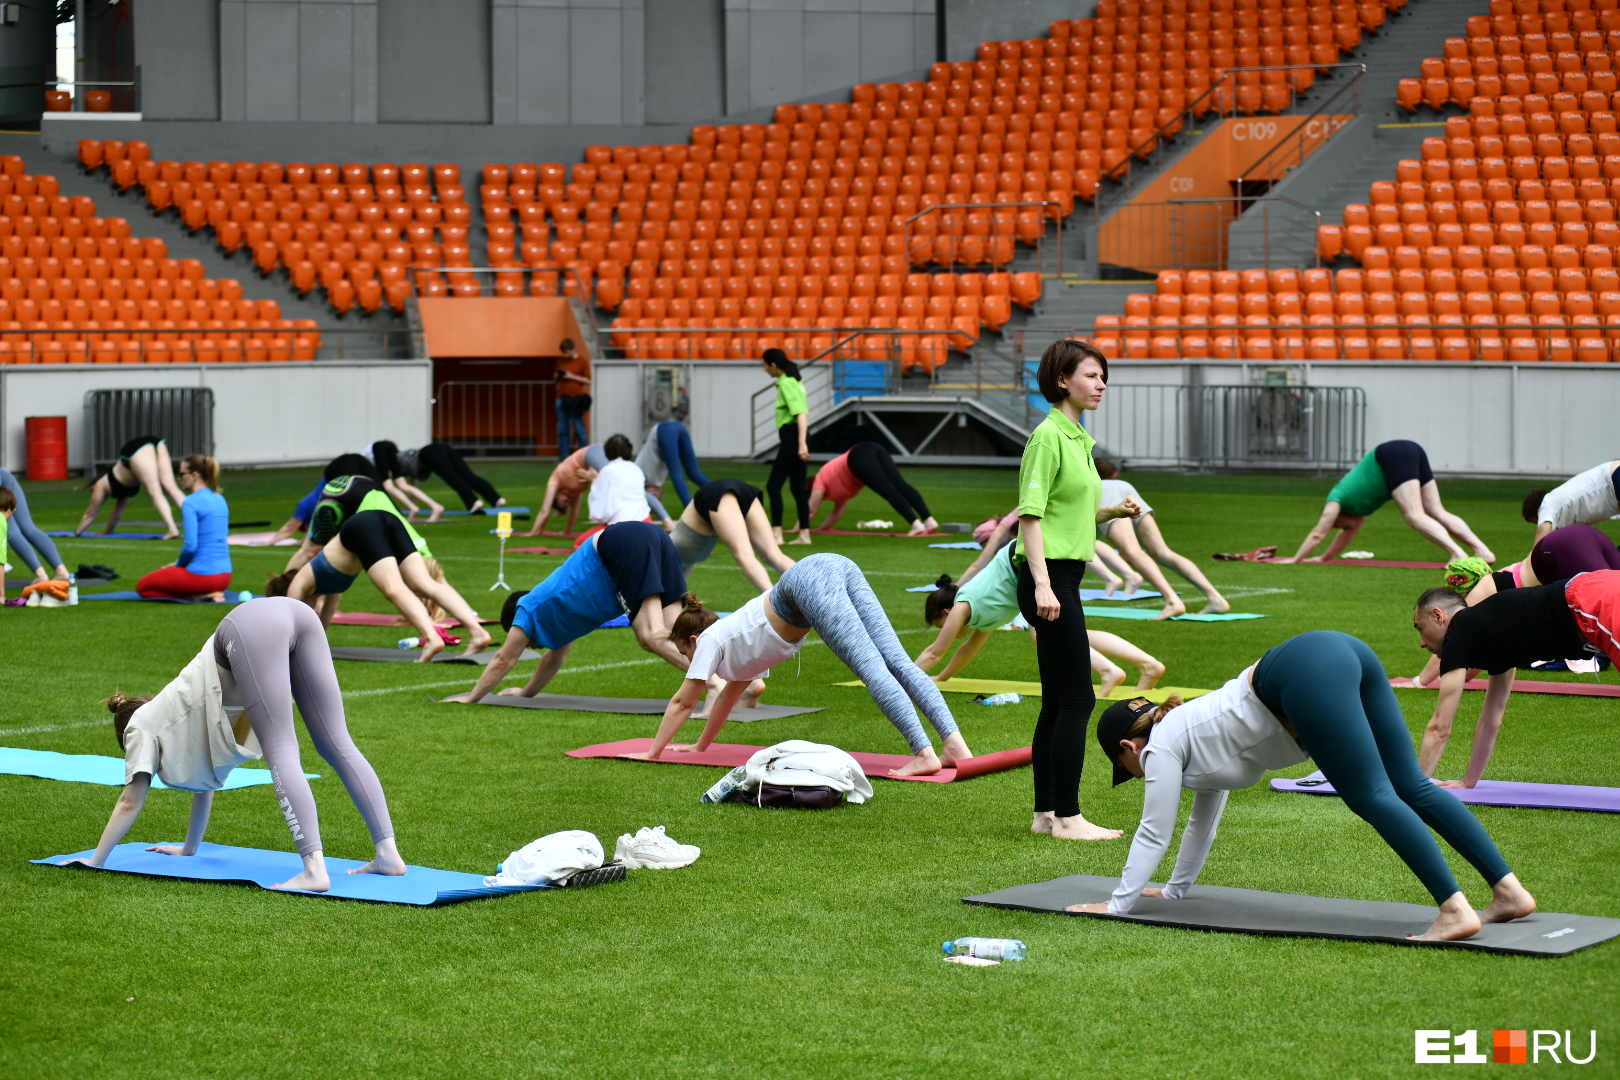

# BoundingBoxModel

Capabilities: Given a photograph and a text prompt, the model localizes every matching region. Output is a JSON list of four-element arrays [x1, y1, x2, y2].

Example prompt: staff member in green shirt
[[762, 348, 813, 546], [1016, 339, 1143, 842], [1276, 440, 1494, 564]]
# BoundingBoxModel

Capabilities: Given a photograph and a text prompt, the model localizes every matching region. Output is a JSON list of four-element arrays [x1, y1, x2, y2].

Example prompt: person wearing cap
[[1068, 629, 1535, 942]]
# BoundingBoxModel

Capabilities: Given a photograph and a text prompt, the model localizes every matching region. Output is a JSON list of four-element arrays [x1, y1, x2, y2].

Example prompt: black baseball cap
[[1097, 696, 1159, 786]]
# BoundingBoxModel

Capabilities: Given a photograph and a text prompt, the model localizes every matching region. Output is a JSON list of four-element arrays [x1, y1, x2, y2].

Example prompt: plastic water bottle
[[67, 575, 78, 605], [700, 764, 749, 804], [397, 636, 422, 649], [972, 692, 1022, 706], [943, 937, 1027, 962]]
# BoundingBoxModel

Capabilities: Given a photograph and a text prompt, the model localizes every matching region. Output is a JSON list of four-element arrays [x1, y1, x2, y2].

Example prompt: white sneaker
[[613, 825, 700, 870]]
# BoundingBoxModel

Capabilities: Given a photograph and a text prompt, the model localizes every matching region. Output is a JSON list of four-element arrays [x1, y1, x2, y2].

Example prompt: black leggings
[[848, 443, 931, 524], [1016, 557, 1094, 817], [418, 442, 501, 509], [766, 423, 810, 529]]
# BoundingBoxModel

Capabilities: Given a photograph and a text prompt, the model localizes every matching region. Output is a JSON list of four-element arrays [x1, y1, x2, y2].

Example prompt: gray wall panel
[[133, 0, 219, 119], [516, 7, 573, 124], [297, 3, 355, 122], [644, 0, 725, 124], [747, 10, 804, 108], [569, 7, 622, 123], [242, 3, 301, 121], [378, 0, 491, 122], [351, 2, 379, 123], [804, 12, 860, 94], [940, 0, 1072, 63], [857, 11, 912, 79], [218, 1, 246, 121]]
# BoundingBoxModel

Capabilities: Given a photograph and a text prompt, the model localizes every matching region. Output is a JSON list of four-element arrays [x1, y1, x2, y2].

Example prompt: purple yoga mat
[[1271, 772, 1620, 813]]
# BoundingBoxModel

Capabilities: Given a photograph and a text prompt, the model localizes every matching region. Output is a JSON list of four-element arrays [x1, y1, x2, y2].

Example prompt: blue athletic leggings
[[771, 553, 958, 752], [1, 468, 64, 574], [1252, 630, 1512, 903], [656, 421, 708, 506]]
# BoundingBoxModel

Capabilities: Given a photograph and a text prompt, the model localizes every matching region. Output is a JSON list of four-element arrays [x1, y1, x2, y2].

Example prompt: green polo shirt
[[1014, 407, 1100, 562], [774, 374, 808, 429], [1326, 449, 1391, 517]]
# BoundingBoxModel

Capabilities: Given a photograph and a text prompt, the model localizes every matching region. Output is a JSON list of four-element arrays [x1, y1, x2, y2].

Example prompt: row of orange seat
[[612, 317, 974, 372], [1085, 0, 1398, 20], [1126, 289, 1620, 318], [1149, 264, 1620, 294], [0, 323, 320, 365], [76, 145, 460, 190], [1092, 324, 1620, 363]]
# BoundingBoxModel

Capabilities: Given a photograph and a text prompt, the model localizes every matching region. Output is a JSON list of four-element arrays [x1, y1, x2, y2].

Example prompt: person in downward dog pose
[[261, 454, 380, 547], [1094, 457, 1227, 615], [74, 434, 188, 538], [637, 420, 709, 519], [1069, 630, 1535, 943], [0, 467, 69, 584], [523, 443, 605, 537], [807, 441, 939, 535], [78, 596, 405, 892], [642, 552, 972, 777], [669, 479, 796, 593]]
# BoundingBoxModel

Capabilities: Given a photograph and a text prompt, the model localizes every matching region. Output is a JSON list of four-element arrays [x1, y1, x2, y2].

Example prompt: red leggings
[[136, 565, 232, 599]]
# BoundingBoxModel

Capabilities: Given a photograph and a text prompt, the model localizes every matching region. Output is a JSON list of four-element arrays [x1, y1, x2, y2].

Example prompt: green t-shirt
[[958, 543, 1021, 629], [774, 374, 808, 430], [1014, 407, 1100, 562], [1327, 450, 1391, 517]]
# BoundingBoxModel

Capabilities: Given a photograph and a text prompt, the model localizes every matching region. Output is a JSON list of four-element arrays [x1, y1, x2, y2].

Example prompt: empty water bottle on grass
[[943, 937, 1027, 962], [972, 693, 1022, 706], [396, 637, 421, 650], [700, 765, 750, 804]]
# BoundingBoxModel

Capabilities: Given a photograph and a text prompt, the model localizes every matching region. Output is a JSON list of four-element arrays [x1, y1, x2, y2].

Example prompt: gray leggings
[[770, 552, 957, 752], [1, 468, 64, 574], [213, 597, 394, 856]]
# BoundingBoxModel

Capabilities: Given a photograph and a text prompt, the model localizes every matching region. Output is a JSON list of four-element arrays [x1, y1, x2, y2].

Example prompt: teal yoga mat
[[1083, 607, 1265, 622], [0, 747, 314, 789], [83, 590, 260, 604]]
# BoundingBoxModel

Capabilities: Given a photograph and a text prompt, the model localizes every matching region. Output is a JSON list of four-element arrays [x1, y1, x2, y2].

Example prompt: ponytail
[[763, 347, 801, 380], [924, 573, 959, 624], [106, 691, 151, 750], [671, 593, 719, 648], [183, 454, 220, 491], [1125, 696, 1182, 740]]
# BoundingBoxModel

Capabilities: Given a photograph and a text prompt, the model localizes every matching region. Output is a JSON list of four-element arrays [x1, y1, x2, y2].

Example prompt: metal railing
[[1085, 384, 1365, 472], [1236, 68, 1364, 191], [85, 387, 213, 474], [39, 76, 142, 113], [1098, 318, 1620, 364], [433, 379, 557, 456], [901, 200, 1066, 275], [407, 264, 595, 303]]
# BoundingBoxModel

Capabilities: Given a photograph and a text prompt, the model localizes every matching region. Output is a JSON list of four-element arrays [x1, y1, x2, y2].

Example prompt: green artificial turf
[[3, 461, 1616, 1078]]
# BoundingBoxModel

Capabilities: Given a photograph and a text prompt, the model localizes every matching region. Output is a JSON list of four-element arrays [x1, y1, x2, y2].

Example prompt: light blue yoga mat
[[903, 585, 1162, 601], [0, 747, 315, 790], [1085, 607, 1265, 622], [83, 590, 261, 604], [927, 541, 982, 550], [46, 531, 169, 540], [436, 506, 531, 517], [33, 842, 548, 905]]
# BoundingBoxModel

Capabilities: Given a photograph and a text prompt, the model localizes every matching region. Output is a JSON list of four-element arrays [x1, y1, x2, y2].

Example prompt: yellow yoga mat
[[836, 677, 1210, 702]]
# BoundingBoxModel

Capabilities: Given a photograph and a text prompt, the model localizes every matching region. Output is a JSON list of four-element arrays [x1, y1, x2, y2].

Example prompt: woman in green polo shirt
[[1276, 440, 1495, 564], [1016, 339, 1143, 842], [762, 348, 813, 546]]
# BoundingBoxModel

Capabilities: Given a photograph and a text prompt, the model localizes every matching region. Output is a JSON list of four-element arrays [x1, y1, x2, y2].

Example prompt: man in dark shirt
[[1411, 574, 1615, 787]]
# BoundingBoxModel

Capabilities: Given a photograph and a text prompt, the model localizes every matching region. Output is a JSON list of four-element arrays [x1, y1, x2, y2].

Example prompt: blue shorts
[[309, 551, 358, 595]]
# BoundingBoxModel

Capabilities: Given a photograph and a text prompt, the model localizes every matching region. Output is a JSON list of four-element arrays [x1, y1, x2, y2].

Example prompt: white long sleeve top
[[588, 458, 650, 525], [1109, 666, 1308, 914]]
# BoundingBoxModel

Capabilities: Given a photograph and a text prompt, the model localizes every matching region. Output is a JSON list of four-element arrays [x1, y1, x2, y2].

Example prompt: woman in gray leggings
[[643, 552, 972, 776], [1, 468, 69, 583], [81, 597, 402, 893]]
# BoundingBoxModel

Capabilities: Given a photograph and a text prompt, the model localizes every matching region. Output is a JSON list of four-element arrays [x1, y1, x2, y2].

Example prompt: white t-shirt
[[1100, 478, 1153, 517], [122, 637, 260, 792], [685, 594, 802, 682], [1537, 461, 1620, 528], [1109, 667, 1307, 914], [588, 458, 650, 525]]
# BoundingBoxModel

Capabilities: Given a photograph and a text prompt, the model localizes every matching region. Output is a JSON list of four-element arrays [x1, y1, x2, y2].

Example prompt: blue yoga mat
[[83, 590, 261, 604], [0, 747, 314, 789], [46, 531, 169, 540], [33, 842, 549, 905], [1085, 607, 1265, 622], [436, 506, 531, 518], [927, 541, 982, 550]]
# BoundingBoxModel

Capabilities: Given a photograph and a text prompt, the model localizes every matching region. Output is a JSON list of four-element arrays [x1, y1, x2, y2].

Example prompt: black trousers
[[847, 443, 930, 524], [1016, 556, 1095, 817], [418, 442, 501, 509], [766, 423, 810, 528]]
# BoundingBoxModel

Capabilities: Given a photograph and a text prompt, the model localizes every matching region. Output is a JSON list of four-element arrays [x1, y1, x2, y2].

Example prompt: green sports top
[[308, 476, 433, 558], [773, 374, 808, 429], [1326, 450, 1391, 517], [1014, 406, 1100, 563]]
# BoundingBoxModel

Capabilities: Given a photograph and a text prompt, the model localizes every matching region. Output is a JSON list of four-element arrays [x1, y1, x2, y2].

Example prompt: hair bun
[[934, 573, 953, 588], [681, 592, 704, 612]]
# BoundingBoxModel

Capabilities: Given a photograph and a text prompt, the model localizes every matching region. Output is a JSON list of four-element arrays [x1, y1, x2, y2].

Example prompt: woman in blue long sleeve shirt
[[137, 456, 233, 601]]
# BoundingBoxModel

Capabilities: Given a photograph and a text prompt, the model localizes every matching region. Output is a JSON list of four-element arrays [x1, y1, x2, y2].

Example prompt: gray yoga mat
[[451, 692, 822, 723], [328, 646, 539, 666], [963, 874, 1620, 956]]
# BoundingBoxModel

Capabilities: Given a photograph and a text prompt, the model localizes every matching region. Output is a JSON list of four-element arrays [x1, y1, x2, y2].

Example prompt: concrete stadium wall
[[0, 360, 431, 472]]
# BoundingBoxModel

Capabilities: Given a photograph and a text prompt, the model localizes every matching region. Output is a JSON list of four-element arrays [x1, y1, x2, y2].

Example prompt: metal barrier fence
[[85, 387, 214, 473], [1086, 383, 1365, 472], [432, 379, 556, 456]]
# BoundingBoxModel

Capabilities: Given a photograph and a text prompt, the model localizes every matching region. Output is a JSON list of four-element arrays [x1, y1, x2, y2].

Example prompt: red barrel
[[25, 415, 67, 481]]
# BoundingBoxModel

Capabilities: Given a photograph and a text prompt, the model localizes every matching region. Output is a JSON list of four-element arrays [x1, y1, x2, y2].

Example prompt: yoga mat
[[837, 678, 1211, 703], [899, 585, 1162, 602], [82, 590, 260, 604], [962, 874, 1620, 955], [328, 645, 537, 665], [509, 546, 574, 556], [1257, 557, 1447, 569], [1271, 771, 1620, 813], [1391, 677, 1620, 699], [0, 747, 315, 790], [328, 611, 500, 628], [449, 692, 824, 723], [928, 541, 983, 550], [227, 532, 297, 546], [566, 737, 1030, 783], [434, 506, 531, 517], [33, 842, 550, 905], [46, 531, 169, 540], [1084, 607, 1265, 622], [813, 528, 944, 537]]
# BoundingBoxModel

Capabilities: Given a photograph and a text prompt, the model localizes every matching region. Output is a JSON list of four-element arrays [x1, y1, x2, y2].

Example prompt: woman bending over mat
[[1276, 440, 1494, 564], [524, 443, 606, 537], [588, 434, 652, 526], [1096, 458, 1227, 615], [808, 442, 939, 535], [261, 453, 380, 547], [136, 456, 232, 601], [669, 479, 796, 593], [77, 597, 405, 892], [637, 420, 708, 517], [1, 467, 69, 583], [280, 473, 431, 579], [444, 521, 691, 704], [1016, 339, 1143, 842], [267, 510, 489, 663], [75, 435, 188, 538], [641, 552, 972, 777], [762, 349, 813, 546], [1521, 459, 1620, 551], [377, 440, 505, 516], [1066, 630, 1536, 942], [918, 546, 1164, 696]]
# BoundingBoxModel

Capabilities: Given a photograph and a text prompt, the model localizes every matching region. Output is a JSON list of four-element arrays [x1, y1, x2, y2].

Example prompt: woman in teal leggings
[[1072, 630, 1535, 941]]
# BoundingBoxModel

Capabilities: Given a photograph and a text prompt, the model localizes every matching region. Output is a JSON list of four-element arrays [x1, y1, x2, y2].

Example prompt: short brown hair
[[0, 487, 14, 514], [1036, 338, 1109, 403]]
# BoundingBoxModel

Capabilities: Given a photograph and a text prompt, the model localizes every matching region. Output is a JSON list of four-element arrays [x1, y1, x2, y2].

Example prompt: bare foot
[[161, 531, 180, 540], [922, 516, 939, 533], [1481, 872, 1536, 923], [417, 636, 445, 663], [740, 678, 767, 709], [939, 731, 973, 767], [469, 499, 486, 514], [1202, 593, 1231, 615], [462, 627, 493, 656], [1154, 599, 1187, 621], [1101, 576, 1122, 598], [347, 854, 407, 877], [495, 498, 508, 507], [1123, 572, 1144, 596], [1030, 811, 1055, 835], [1051, 814, 1124, 841], [1098, 663, 1126, 698], [274, 854, 331, 892], [1410, 892, 1482, 941], [427, 507, 444, 524], [889, 746, 942, 776], [772, 527, 785, 545], [906, 520, 928, 536], [202, 591, 226, 603], [788, 530, 813, 545], [1135, 658, 1166, 690]]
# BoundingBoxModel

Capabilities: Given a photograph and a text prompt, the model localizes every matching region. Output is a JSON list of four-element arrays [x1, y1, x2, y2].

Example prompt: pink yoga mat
[[1260, 558, 1447, 569], [510, 546, 574, 556], [1392, 677, 1620, 698], [227, 532, 296, 546], [566, 737, 1031, 783], [811, 529, 945, 538]]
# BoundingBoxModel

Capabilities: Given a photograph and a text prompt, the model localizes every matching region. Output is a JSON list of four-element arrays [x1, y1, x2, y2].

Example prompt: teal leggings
[[1252, 631, 1512, 904]]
